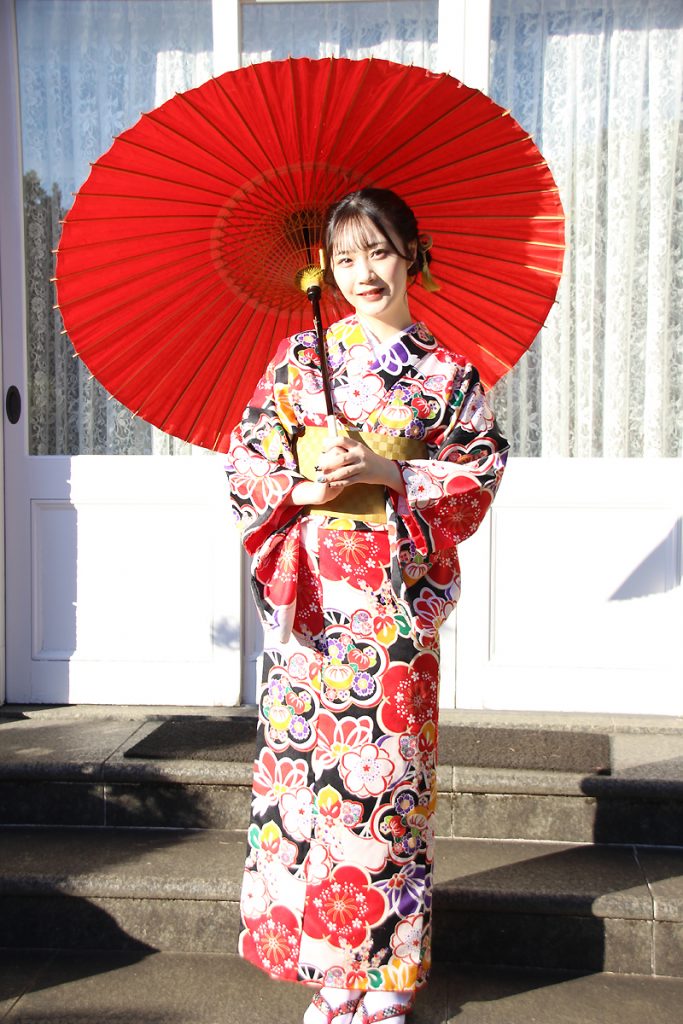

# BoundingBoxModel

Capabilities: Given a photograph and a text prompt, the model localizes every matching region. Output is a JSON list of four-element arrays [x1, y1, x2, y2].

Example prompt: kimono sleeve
[[394, 361, 509, 556], [225, 338, 305, 557]]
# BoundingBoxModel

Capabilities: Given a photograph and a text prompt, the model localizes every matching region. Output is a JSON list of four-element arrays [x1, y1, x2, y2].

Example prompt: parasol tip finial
[[297, 265, 324, 292]]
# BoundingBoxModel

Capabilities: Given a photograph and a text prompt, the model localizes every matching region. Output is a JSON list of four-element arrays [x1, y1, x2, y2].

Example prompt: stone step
[[1, 708, 682, 845], [3, 950, 683, 1024], [5, 951, 683, 1024], [1, 826, 681, 977], [2, 755, 683, 848]]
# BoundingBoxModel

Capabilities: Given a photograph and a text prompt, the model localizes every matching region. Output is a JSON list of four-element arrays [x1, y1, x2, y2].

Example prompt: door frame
[[0, 0, 25, 705]]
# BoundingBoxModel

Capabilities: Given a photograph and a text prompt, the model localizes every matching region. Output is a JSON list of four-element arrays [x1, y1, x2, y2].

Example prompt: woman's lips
[[357, 288, 384, 299]]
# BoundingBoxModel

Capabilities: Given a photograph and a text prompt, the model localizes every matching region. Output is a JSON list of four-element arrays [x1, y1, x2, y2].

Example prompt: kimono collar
[[326, 315, 438, 356]]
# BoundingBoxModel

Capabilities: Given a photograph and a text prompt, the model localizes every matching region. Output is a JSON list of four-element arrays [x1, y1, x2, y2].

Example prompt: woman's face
[[330, 215, 414, 332]]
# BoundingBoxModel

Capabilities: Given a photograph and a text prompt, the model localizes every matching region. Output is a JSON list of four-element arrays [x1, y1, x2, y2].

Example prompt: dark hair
[[323, 187, 430, 286]]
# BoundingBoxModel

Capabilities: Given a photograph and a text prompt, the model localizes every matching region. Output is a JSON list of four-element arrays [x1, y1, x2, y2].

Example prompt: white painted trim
[[437, 0, 491, 91], [0, 0, 27, 705], [213, 0, 241, 73]]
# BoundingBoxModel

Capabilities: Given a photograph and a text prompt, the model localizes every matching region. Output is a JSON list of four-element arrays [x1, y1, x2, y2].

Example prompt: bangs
[[330, 212, 394, 257]]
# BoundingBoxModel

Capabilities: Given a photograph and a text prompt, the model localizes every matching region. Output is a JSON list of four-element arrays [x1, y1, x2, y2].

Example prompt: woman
[[226, 188, 509, 1024]]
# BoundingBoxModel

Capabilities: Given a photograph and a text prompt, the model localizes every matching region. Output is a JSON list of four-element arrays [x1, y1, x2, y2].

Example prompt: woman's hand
[[317, 436, 406, 494], [288, 478, 347, 507]]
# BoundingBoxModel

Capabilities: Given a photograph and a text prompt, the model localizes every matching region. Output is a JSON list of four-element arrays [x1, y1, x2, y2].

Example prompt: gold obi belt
[[296, 425, 427, 523]]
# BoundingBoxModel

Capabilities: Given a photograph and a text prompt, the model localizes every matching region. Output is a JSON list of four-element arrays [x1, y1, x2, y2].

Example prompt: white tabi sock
[[360, 990, 413, 1021], [303, 986, 361, 1024]]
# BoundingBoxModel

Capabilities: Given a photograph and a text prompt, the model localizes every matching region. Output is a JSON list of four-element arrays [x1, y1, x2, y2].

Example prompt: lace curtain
[[241, 0, 438, 65], [18, 0, 214, 455], [489, 0, 683, 457]]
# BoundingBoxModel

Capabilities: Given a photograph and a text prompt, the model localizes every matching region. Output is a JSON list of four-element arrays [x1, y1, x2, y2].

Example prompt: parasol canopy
[[54, 57, 565, 452]]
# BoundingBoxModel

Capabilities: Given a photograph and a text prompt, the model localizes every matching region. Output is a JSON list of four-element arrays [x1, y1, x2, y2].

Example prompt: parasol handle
[[306, 284, 337, 437]]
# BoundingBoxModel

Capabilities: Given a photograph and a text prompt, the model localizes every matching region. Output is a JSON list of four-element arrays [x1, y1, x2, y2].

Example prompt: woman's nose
[[356, 254, 375, 280]]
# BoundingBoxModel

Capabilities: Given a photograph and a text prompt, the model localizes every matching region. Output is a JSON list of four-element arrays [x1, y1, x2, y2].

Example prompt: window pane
[[489, 0, 683, 457], [17, 0, 213, 454], [241, 1, 438, 67]]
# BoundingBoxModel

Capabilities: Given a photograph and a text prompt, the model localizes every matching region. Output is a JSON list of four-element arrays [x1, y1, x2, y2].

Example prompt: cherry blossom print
[[280, 787, 314, 842], [380, 651, 439, 734], [343, 341, 376, 377], [339, 742, 396, 798], [241, 904, 301, 981], [293, 542, 325, 637], [401, 466, 443, 509], [304, 865, 387, 949], [425, 546, 461, 589], [227, 314, 508, 993], [319, 528, 390, 592], [390, 914, 424, 966], [337, 371, 384, 422], [424, 491, 492, 547], [240, 868, 269, 921]]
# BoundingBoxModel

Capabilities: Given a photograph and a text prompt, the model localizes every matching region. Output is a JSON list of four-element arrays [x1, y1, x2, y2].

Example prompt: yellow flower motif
[[317, 785, 342, 816], [260, 820, 282, 852], [379, 956, 418, 990]]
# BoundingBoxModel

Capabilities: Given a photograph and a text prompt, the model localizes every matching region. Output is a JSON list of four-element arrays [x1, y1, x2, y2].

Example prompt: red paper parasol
[[54, 57, 564, 452]]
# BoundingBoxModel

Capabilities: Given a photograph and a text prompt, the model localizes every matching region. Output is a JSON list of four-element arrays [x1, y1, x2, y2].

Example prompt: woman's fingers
[[319, 440, 388, 485], [318, 438, 359, 474], [290, 479, 347, 506]]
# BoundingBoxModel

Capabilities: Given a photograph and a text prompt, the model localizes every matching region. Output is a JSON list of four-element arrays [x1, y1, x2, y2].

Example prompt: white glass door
[[2, 0, 244, 705]]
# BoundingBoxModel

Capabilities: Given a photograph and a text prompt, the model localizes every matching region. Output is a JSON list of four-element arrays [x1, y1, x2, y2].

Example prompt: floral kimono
[[226, 315, 508, 993]]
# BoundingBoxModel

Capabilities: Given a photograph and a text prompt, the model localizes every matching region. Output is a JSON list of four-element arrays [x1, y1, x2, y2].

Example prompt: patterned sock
[[360, 990, 412, 1020], [303, 986, 361, 1024]]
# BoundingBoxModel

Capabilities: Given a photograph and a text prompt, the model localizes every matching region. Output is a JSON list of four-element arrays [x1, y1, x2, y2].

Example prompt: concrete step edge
[[3, 761, 683, 800], [0, 827, 681, 923]]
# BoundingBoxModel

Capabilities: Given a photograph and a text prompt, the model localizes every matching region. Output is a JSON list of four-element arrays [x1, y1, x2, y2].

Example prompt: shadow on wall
[[610, 518, 682, 600]]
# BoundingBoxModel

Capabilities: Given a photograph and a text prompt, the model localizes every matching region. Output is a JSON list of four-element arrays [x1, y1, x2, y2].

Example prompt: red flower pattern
[[241, 904, 301, 981], [304, 865, 386, 949], [380, 652, 440, 734]]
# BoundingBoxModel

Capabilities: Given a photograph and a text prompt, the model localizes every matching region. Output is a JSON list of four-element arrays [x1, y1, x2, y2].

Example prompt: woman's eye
[[371, 248, 387, 259]]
